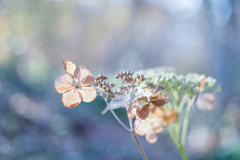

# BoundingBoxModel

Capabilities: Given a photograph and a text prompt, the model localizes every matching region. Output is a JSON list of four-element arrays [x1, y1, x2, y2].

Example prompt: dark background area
[[0, 0, 240, 159]]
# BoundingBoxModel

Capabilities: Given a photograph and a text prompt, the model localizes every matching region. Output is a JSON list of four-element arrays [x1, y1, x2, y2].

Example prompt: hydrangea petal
[[63, 60, 76, 77], [146, 129, 158, 143], [151, 96, 169, 108], [135, 120, 150, 136], [78, 86, 96, 102], [62, 89, 81, 108], [74, 65, 93, 86], [55, 74, 75, 93], [136, 104, 151, 120], [132, 97, 149, 108]]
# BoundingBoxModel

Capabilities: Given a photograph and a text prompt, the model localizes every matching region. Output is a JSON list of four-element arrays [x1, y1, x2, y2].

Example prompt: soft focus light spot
[[217, 127, 239, 157], [16, 51, 49, 87], [10, 93, 31, 116], [211, 0, 232, 24], [0, 32, 14, 66], [162, 0, 203, 19], [11, 35, 28, 56], [43, 135, 62, 153], [0, 0, 9, 17], [0, 135, 10, 154], [187, 127, 214, 153]]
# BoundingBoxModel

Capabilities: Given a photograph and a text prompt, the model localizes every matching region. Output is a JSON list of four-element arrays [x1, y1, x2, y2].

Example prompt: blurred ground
[[0, 0, 240, 159]]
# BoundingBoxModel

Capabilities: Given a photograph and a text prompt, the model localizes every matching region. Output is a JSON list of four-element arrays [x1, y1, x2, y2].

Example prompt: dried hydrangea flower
[[195, 76, 215, 110], [128, 92, 169, 120], [134, 108, 177, 143], [55, 60, 96, 108]]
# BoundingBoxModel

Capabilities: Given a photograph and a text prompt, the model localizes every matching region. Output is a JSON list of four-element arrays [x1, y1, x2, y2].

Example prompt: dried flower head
[[55, 60, 96, 108], [128, 92, 169, 120], [134, 108, 177, 143], [195, 76, 215, 110], [93, 73, 116, 99]]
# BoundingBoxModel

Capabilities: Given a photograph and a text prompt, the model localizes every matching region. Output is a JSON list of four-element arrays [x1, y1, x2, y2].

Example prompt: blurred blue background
[[0, 0, 240, 159]]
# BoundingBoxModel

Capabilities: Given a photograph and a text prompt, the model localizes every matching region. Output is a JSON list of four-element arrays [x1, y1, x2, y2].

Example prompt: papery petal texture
[[55, 74, 75, 93], [151, 96, 169, 107], [146, 129, 157, 144], [63, 60, 76, 77], [136, 104, 151, 120], [62, 89, 81, 108], [78, 86, 96, 102], [74, 66, 93, 86]]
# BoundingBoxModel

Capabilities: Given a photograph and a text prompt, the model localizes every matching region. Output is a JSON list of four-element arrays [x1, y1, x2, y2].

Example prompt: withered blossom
[[195, 76, 215, 110], [128, 92, 169, 120], [55, 60, 96, 108], [134, 108, 177, 143]]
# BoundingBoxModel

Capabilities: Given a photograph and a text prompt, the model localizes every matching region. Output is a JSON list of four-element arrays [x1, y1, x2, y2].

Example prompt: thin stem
[[178, 95, 188, 113], [131, 131, 148, 160], [134, 119, 142, 131], [103, 97, 131, 132], [181, 98, 194, 146]]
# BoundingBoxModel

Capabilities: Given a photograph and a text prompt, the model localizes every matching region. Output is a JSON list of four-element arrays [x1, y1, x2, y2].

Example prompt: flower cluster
[[55, 61, 96, 108], [54, 61, 220, 160]]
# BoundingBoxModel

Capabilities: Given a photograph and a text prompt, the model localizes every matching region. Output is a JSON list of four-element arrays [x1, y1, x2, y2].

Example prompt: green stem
[[181, 98, 194, 146], [178, 95, 188, 113], [168, 125, 188, 160]]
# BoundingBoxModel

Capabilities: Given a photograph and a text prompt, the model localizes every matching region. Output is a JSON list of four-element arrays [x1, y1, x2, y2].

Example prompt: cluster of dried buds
[[114, 70, 145, 95], [93, 74, 116, 99]]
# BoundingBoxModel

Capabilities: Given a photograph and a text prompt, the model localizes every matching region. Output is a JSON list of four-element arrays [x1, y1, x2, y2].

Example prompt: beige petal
[[151, 96, 169, 108], [146, 129, 158, 144], [78, 86, 96, 102], [149, 92, 160, 101], [62, 89, 81, 108], [55, 74, 75, 93], [134, 120, 150, 136], [133, 97, 149, 108], [163, 109, 178, 123], [153, 124, 164, 134], [127, 104, 135, 119], [136, 104, 151, 120], [74, 66, 93, 86], [63, 60, 76, 77]]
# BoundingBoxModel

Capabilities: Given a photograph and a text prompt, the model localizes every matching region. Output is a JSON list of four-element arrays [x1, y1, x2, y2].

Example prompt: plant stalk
[[131, 131, 148, 160]]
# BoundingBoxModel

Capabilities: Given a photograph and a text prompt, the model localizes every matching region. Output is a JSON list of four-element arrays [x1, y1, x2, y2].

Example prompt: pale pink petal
[[55, 74, 75, 93], [154, 126, 164, 134], [78, 86, 96, 102], [135, 120, 150, 136], [62, 89, 81, 108], [74, 65, 93, 86], [63, 60, 76, 77], [146, 129, 158, 143]]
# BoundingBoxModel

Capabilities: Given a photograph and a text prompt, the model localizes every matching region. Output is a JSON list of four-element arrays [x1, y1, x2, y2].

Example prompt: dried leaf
[[63, 60, 76, 77], [62, 89, 81, 108], [78, 86, 96, 102], [55, 74, 75, 93]]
